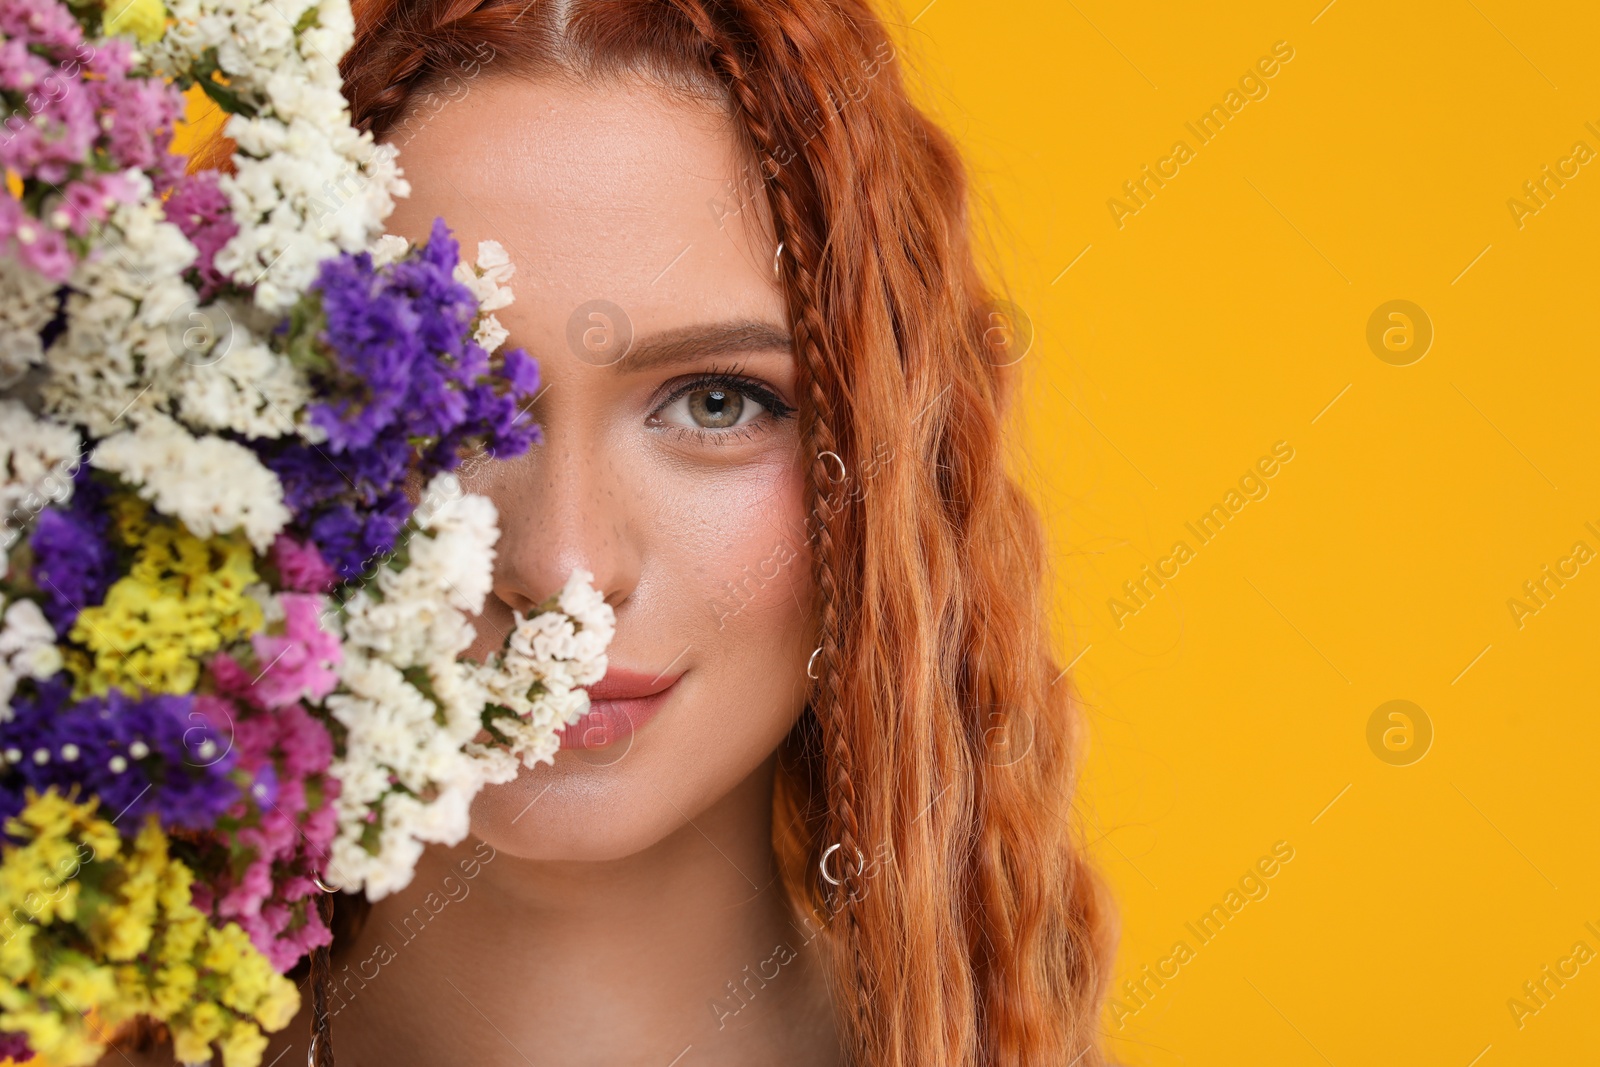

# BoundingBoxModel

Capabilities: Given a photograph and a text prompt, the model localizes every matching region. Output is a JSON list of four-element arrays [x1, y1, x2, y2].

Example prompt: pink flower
[[251, 594, 342, 709], [0, 0, 189, 276], [0, 0, 80, 51], [270, 533, 339, 593], [61, 171, 137, 236], [14, 216, 73, 279], [188, 692, 341, 970], [164, 170, 238, 300]]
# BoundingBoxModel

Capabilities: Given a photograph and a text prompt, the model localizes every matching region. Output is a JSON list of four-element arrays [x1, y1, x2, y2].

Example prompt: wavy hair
[[190, 1, 1117, 1063]]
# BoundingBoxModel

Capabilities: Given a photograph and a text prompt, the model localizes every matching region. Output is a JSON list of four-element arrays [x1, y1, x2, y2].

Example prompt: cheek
[[693, 464, 814, 651]]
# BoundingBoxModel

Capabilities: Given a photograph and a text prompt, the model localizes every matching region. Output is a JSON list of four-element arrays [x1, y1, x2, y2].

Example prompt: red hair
[[201, 1, 1118, 1063]]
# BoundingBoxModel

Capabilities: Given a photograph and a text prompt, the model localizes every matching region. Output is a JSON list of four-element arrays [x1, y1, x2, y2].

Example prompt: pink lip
[[560, 667, 683, 750]]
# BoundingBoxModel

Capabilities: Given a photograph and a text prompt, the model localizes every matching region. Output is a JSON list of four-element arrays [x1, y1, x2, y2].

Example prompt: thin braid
[[668, 0, 872, 1056], [308, 892, 335, 1067]]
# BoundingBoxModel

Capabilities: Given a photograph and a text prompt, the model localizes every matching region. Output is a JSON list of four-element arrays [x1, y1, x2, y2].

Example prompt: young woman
[[128, 0, 1116, 1063]]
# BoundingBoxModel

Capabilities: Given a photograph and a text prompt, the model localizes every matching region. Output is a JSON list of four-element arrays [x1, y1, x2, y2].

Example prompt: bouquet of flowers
[[0, 0, 614, 1062]]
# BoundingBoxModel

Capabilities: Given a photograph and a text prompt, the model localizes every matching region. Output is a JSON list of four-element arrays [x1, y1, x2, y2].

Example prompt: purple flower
[[502, 347, 541, 394], [30, 465, 115, 637], [0, 679, 241, 837], [257, 218, 542, 579]]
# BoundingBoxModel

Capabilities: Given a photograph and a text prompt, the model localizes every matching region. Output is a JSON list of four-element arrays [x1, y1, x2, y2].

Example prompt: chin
[[463, 753, 679, 863]]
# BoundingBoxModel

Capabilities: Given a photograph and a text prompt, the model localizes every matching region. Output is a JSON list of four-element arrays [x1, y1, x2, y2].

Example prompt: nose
[[483, 422, 639, 618]]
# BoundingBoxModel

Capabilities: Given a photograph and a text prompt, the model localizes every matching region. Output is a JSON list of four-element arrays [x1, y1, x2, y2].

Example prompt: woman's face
[[383, 74, 814, 861]]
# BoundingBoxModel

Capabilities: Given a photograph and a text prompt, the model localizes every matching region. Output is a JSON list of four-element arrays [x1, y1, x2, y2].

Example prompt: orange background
[[890, 0, 1599, 1063]]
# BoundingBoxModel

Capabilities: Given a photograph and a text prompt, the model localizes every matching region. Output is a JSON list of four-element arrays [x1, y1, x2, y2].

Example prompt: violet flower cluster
[[0, 678, 241, 832], [259, 218, 541, 579]]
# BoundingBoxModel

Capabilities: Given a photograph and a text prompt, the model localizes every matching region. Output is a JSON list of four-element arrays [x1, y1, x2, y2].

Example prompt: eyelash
[[649, 362, 796, 444]]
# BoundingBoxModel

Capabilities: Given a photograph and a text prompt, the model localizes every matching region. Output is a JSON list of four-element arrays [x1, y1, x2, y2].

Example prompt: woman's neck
[[297, 756, 842, 1067]]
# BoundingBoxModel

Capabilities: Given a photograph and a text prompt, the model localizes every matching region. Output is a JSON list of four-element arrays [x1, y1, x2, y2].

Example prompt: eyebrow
[[612, 320, 793, 372]]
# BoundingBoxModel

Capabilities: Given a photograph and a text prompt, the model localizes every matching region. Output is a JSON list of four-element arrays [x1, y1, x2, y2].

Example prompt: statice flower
[[186, 689, 340, 970], [0, 790, 299, 1067], [39, 174, 204, 435], [163, 169, 239, 301], [257, 220, 540, 578], [67, 495, 264, 697], [249, 592, 341, 709], [0, 679, 241, 834], [451, 237, 517, 354], [322, 473, 500, 898], [0, 1029, 29, 1063], [149, 0, 408, 310], [0, 398, 82, 572], [0, 257, 59, 388], [0, 0, 185, 280], [470, 568, 615, 778], [91, 413, 291, 552], [0, 596, 61, 711], [269, 533, 337, 593], [28, 464, 115, 636]]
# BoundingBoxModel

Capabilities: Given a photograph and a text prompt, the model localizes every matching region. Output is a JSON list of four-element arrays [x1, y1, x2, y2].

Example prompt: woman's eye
[[655, 381, 775, 432]]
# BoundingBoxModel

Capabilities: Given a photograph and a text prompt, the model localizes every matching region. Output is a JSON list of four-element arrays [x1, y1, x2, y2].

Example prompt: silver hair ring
[[806, 646, 824, 680], [817, 450, 847, 484], [773, 241, 784, 277], [313, 870, 338, 893], [306, 1031, 319, 1067], [819, 843, 865, 886]]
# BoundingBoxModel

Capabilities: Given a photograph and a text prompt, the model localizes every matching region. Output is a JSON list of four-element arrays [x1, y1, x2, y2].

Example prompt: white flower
[[0, 258, 59, 389], [90, 414, 290, 551], [468, 569, 615, 772], [148, 0, 409, 312], [0, 597, 62, 717], [369, 233, 411, 267], [39, 173, 204, 436], [453, 240, 516, 313], [473, 315, 509, 356], [323, 474, 502, 898], [167, 309, 311, 439], [452, 240, 517, 354], [0, 402, 84, 575]]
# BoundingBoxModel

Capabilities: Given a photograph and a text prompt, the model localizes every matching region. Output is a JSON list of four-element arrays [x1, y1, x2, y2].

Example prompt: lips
[[559, 666, 683, 750]]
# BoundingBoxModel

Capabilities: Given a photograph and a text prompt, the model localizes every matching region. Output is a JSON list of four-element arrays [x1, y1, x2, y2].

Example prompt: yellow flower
[[219, 1019, 270, 1067], [42, 957, 117, 1013], [114, 963, 154, 1017], [69, 497, 264, 696], [102, 0, 166, 44], [0, 921, 37, 980], [151, 960, 197, 1016], [0, 794, 297, 1067]]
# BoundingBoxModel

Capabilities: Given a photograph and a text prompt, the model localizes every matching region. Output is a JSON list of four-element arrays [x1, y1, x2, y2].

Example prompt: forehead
[[381, 74, 781, 329]]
